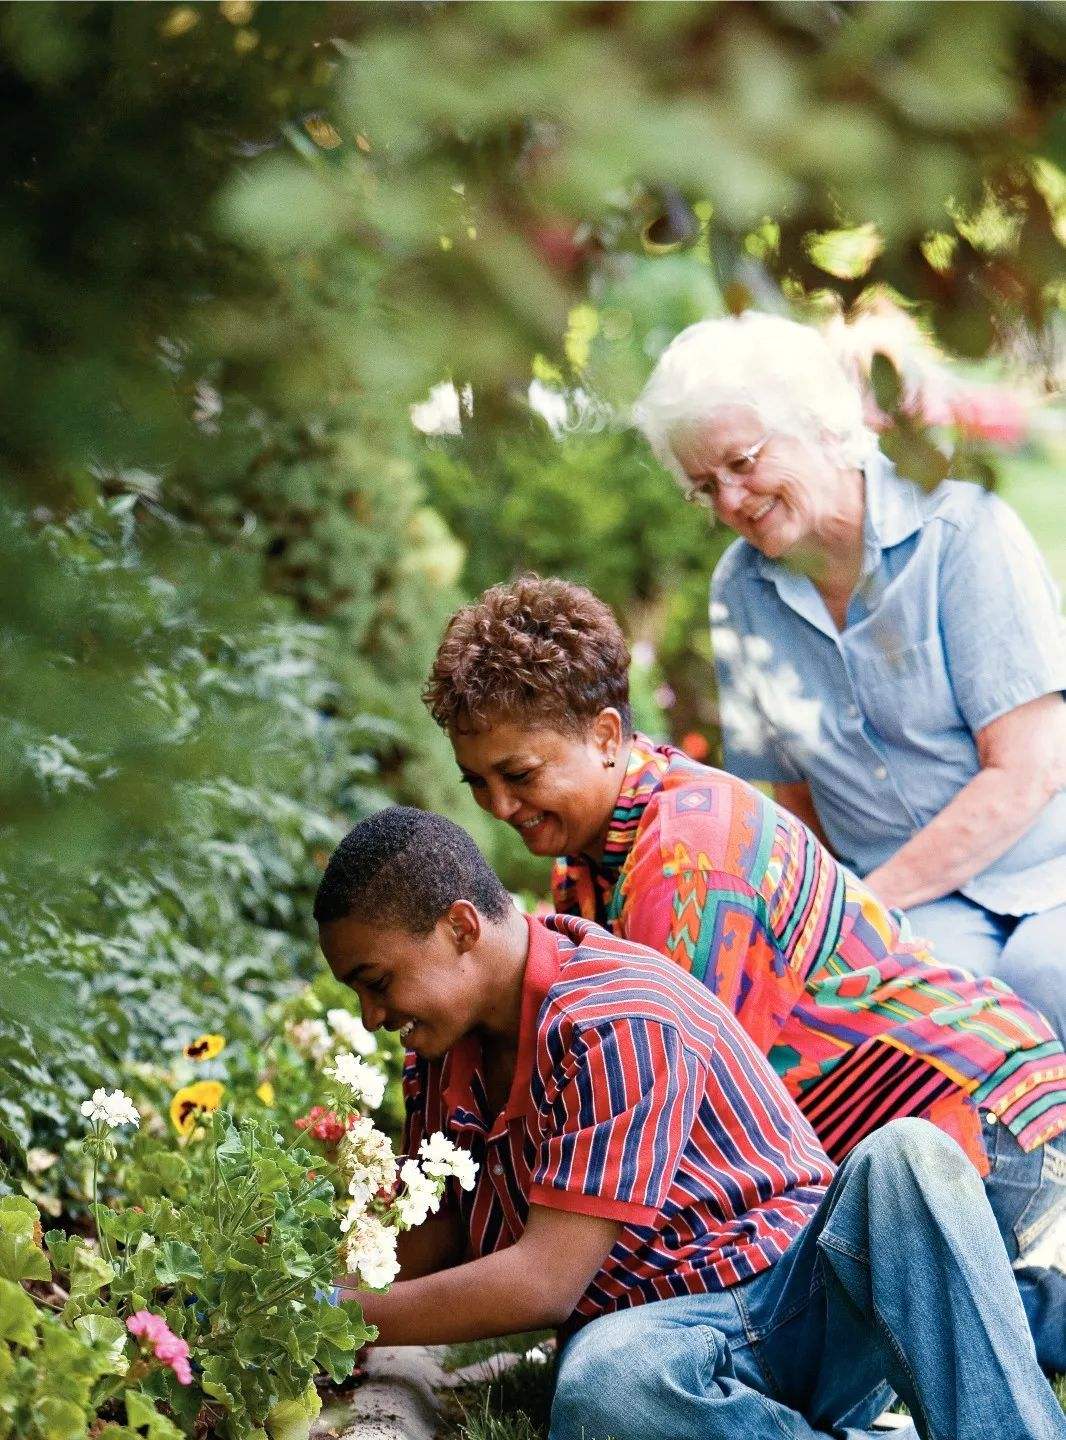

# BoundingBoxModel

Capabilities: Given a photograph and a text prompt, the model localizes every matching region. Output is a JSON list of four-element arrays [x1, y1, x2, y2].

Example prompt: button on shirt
[[401, 913, 832, 1330], [711, 449, 1066, 916]]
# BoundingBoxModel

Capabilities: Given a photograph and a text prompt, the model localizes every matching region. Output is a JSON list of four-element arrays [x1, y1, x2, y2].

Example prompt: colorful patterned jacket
[[553, 734, 1066, 1172]]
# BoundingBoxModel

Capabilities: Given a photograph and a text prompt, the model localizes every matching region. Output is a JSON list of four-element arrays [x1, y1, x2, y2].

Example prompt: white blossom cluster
[[286, 1007, 377, 1064], [324, 1051, 387, 1111], [418, 1132, 477, 1191], [392, 1159, 437, 1228], [285, 1017, 333, 1063], [334, 1116, 478, 1289], [338, 1115, 398, 1214], [325, 1008, 377, 1056], [80, 1087, 140, 1130], [344, 1211, 401, 1290], [285, 993, 478, 1296]]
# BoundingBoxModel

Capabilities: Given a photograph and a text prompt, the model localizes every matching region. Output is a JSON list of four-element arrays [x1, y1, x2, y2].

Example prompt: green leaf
[[0, 1277, 38, 1346], [199, 1353, 239, 1410], [880, 424, 951, 491], [73, 1313, 129, 1375], [0, 1215, 50, 1284], [124, 1389, 185, 1440], [37, 1395, 89, 1440], [68, 1246, 114, 1298], [154, 1240, 204, 1286], [44, 1230, 78, 1275], [870, 352, 903, 415], [0, 1199, 49, 1283], [0, 1196, 40, 1224]]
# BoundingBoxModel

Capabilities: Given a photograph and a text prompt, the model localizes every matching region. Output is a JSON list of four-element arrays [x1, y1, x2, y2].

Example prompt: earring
[[604, 758, 616, 769]]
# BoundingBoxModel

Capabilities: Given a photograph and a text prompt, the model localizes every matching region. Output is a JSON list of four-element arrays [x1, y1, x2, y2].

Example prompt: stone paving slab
[[315, 1346, 448, 1440], [313, 1343, 552, 1440]]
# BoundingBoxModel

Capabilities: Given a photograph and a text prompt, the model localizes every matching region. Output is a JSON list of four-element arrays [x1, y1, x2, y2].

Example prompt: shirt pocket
[[849, 635, 962, 744]]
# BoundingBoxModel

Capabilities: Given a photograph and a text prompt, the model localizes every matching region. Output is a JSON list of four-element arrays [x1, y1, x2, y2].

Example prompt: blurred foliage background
[[1, 0, 1063, 1193]]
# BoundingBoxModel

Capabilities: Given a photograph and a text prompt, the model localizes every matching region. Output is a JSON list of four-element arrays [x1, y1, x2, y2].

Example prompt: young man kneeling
[[315, 805, 1065, 1440]]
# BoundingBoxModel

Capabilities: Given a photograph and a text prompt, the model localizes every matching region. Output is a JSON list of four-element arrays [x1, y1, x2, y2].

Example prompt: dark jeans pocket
[[983, 1115, 1066, 1261]]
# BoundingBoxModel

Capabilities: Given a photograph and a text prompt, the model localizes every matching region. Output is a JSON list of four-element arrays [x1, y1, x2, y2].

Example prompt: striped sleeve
[[530, 1014, 701, 1225]]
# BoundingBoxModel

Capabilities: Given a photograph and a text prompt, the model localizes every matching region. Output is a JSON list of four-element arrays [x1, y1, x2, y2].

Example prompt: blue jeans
[[982, 1112, 1066, 1374], [904, 894, 1066, 1043], [551, 1121, 1066, 1440]]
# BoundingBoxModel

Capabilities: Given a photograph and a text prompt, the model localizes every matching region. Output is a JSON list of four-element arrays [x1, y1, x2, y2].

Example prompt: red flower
[[295, 1105, 347, 1144]]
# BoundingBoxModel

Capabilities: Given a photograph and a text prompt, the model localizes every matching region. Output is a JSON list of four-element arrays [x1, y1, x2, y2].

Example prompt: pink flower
[[126, 1310, 193, 1385], [949, 387, 1029, 445]]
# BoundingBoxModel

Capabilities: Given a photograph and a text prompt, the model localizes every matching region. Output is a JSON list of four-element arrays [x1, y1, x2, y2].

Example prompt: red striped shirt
[[402, 914, 832, 1328]]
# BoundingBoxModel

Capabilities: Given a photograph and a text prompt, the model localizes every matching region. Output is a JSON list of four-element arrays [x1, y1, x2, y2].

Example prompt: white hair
[[632, 312, 877, 486]]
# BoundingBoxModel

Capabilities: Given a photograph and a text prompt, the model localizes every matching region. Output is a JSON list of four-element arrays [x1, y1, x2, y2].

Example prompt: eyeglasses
[[684, 435, 770, 510]]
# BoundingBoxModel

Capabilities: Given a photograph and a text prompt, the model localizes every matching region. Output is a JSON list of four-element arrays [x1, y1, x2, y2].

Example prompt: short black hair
[[313, 805, 511, 934]]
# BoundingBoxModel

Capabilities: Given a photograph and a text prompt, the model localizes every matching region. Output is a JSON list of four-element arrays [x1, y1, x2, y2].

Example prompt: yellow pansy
[[255, 1081, 276, 1106], [182, 1033, 226, 1061], [170, 1081, 225, 1136]]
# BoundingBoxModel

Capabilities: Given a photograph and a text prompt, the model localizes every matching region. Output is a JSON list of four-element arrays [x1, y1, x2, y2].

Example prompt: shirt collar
[[861, 446, 924, 555], [751, 446, 924, 627], [594, 732, 672, 874], [552, 733, 671, 923], [754, 445, 922, 589], [440, 914, 560, 1139]]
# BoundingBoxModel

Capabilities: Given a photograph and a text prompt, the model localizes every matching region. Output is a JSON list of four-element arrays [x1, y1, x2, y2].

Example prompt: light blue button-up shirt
[[711, 448, 1066, 916]]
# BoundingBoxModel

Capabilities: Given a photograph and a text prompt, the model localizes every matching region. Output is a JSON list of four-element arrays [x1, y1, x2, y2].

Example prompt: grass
[[442, 1331, 552, 1373], [439, 1335, 555, 1440]]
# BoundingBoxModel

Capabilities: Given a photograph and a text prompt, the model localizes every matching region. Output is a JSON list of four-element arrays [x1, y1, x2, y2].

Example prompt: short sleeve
[[939, 494, 1066, 734], [530, 1017, 700, 1225], [710, 567, 805, 784]]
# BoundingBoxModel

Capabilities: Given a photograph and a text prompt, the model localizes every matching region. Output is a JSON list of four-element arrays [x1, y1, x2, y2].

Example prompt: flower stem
[[90, 1129, 114, 1267]]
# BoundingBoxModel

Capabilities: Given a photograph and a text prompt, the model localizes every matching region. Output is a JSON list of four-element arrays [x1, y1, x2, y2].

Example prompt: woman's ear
[[591, 708, 625, 766]]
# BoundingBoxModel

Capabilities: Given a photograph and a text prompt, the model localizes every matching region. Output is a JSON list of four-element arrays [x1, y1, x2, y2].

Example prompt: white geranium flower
[[286, 1018, 332, 1063], [338, 1115, 397, 1209], [326, 1008, 377, 1057], [418, 1133, 477, 1191], [394, 1158, 440, 1228], [325, 1052, 387, 1111], [80, 1088, 140, 1130], [345, 1213, 401, 1290]]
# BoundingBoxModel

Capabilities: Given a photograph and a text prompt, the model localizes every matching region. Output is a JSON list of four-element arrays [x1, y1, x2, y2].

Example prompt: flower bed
[[0, 995, 475, 1440]]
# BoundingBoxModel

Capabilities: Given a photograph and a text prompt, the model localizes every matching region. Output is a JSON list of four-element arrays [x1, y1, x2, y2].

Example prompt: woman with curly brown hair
[[423, 574, 1066, 1372]]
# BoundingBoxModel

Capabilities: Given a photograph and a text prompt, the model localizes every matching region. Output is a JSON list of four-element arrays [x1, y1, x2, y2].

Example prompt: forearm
[[343, 1245, 567, 1346], [865, 766, 1049, 910]]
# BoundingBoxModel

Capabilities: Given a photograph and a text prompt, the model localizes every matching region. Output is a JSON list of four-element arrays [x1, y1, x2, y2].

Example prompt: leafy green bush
[[0, 497, 387, 1203]]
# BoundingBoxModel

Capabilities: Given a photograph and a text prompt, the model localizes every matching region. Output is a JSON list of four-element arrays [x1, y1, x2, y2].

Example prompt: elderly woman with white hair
[[634, 311, 1066, 1042]]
